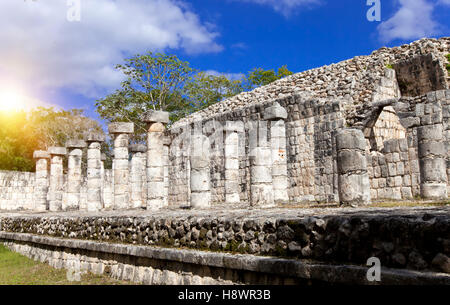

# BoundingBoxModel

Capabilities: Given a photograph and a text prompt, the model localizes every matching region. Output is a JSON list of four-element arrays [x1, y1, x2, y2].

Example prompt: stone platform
[[1, 204, 449, 284]]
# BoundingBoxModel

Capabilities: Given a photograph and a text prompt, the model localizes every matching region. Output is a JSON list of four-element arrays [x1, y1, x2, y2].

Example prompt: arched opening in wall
[[365, 106, 406, 151]]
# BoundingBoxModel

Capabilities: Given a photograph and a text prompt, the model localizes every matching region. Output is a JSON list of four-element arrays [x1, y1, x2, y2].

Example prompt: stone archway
[[362, 105, 407, 152]]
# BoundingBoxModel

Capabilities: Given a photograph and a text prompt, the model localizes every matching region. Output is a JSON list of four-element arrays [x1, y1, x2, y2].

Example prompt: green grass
[[0, 244, 129, 285]]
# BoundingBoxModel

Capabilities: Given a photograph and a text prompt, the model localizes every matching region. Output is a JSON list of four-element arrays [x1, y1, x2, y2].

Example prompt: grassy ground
[[0, 244, 129, 285]]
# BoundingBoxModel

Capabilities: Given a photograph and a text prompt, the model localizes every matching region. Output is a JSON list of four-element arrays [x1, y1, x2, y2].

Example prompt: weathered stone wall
[[173, 38, 448, 129], [169, 94, 345, 206], [0, 171, 35, 210], [2, 231, 449, 285], [0, 206, 449, 274]]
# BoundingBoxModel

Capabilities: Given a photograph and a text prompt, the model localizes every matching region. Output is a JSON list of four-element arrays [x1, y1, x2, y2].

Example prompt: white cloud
[[204, 70, 245, 81], [377, 0, 440, 43], [238, 0, 321, 16], [0, 0, 222, 99]]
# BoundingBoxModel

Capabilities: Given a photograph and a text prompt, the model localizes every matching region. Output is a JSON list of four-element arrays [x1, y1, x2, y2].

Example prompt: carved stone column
[[264, 102, 289, 204], [33, 150, 50, 211], [224, 121, 244, 204], [142, 110, 169, 210], [418, 124, 448, 199], [108, 122, 134, 210], [65, 140, 86, 210], [85, 133, 105, 212], [130, 144, 146, 209], [48, 147, 67, 211], [336, 129, 371, 206], [190, 134, 211, 208]]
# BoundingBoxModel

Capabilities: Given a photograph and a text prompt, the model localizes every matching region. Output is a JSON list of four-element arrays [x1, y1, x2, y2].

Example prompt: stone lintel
[[130, 144, 147, 153], [85, 133, 106, 143], [142, 110, 170, 124], [264, 102, 288, 120], [33, 150, 50, 159], [108, 122, 134, 134], [223, 121, 244, 133], [66, 139, 87, 149], [48, 147, 67, 156]]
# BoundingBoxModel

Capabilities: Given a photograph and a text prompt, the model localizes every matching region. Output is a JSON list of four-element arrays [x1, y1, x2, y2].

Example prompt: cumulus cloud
[[377, 0, 440, 43], [238, 0, 321, 16], [0, 0, 222, 98], [204, 70, 245, 81]]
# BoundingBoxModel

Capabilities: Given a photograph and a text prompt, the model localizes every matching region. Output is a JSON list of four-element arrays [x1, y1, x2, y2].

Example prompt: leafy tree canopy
[[0, 108, 102, 171]]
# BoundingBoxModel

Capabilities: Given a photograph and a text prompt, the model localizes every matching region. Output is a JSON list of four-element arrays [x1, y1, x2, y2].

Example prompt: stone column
[[336, 129, 371, 206], [190, 134, 211, 208], [48, 147, 67, 211], [108, 122, 134, 210], [163, 137, 171, 207], [130, 144, 146, 209], [85, 133, 105, 212], [418, 124, 448, 199], [224, 121, 244, 204], [249, 121, 275, 208], [65, 140, 86, 211], [143, 110, 169, 210], [264, 102, 289, 204], [33, 151, 50, 211]]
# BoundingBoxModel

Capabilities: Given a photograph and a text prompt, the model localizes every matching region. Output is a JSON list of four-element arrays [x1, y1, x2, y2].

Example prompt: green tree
[[0, 108, 103, 172], [185, 71, 244, 112], [245, 65, 293, 89], [95, 52, 195, 140]]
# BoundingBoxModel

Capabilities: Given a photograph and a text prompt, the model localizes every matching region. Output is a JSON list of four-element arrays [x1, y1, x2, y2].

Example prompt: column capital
[[66, 139, 87, 149], [142, 110, 170, 124], [85, 132, 106, 143], [108, 122, 134, 134], [33, 150, 50, 159], [48, 147, 67, 156]]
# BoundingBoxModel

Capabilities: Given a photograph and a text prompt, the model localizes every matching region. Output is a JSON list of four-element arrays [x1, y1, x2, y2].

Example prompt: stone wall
[[1, 206, 449, 274], [0, 171, 35, 211], [172, 37, 448, 129], [2, 231, 449, 285]]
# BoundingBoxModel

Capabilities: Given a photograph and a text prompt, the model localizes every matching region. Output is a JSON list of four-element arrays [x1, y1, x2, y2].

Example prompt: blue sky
[[0, 0, 449, 126]]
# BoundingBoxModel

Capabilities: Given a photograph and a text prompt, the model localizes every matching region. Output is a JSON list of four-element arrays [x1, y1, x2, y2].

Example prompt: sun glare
[[0, 90, 29, 112]]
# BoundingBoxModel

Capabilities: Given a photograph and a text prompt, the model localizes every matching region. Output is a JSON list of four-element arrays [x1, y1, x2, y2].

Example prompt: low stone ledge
[[1, 206, 449, 274], [1, 231, 449, 285]]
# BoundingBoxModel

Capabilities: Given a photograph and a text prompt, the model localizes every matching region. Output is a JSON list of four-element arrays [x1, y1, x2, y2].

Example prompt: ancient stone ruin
[[0, 37, 449, 285], [1, 37, 449, 211]]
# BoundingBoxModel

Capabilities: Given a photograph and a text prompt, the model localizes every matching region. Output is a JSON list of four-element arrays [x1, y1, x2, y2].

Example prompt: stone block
[[336, 129, 366, 151], [33, 151, 50, 159], [142, 110, 170, 124], [337, 150, 367, 174], [108, 122, 134, 134], [419, 158, 447, 183], [421, 183, 448, 199], [48, 147, 67, 156], [85, 133, 105, 143], [66, 140, 87, 149], [264, 102, 287, 120], [190, 192, 211, 209], [224, 121, 244, 133]]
